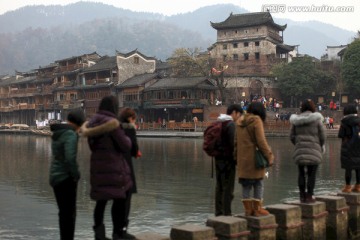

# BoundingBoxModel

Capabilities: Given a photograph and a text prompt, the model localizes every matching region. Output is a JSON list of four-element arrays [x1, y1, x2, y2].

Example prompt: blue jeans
[[239, 179, 264, 200]]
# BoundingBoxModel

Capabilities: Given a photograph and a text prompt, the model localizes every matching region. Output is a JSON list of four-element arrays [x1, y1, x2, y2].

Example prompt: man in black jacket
[[215, 104, 243, 216]]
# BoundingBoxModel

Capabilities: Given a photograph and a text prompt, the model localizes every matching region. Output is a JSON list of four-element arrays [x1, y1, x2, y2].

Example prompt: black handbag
[[246, 126, 269, 169], [255, 148, 269, 169]]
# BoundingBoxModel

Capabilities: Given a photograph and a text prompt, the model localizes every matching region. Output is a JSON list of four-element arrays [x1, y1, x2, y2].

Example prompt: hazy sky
[[0, 0, 359, 32]]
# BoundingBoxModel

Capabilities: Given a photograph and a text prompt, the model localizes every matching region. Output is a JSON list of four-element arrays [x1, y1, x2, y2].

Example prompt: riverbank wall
[[135, 192, 359, 240], [0, 128, 340, 138]]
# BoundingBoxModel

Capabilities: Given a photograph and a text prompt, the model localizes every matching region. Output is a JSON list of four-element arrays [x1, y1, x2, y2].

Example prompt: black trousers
[[345, 169, 360, 185], [215, 159, 235, 216], [124, 191, 132, 229], [94, 198, 127, 236], [53, 177, 77, 240], [298, 165, 318, 195]]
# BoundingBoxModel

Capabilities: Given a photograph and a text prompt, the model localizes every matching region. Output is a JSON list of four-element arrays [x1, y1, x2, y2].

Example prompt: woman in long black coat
[[338, 104, 360, 193], [119, 108, 140, 238]]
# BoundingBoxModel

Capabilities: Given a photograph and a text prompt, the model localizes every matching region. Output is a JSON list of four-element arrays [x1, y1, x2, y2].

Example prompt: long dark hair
[[98, 95, 119, 115], [247, 102, 266, 121], [300, 99, 316, 113]]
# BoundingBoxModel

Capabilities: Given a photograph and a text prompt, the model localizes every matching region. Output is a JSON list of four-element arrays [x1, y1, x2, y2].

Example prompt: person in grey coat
[[290, 99, 326, 203]]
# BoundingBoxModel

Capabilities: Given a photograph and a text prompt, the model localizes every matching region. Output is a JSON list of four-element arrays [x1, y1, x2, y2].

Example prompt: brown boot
[[252, 199, 269, 217], [342, 185, 352, 193], [241, 199, 253, 216], [352, 184, 360, 192]]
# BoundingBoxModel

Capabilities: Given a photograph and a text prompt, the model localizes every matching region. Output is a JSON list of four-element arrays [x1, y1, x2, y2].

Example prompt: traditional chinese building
[[209, 12, 295, 101]]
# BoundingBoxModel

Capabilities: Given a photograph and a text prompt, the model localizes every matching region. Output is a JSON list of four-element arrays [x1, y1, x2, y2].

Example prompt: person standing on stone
[[234, 102, 274, 216], [118, 107, 141, 239], [290, 99, 326, 203], [338, 104, 360, 193], [214, 104, 243, 216], [50, 109, 85, 240], [81, 96, 133, 240]]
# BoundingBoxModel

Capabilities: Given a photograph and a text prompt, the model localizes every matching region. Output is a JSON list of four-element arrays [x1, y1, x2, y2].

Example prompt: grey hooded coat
[[289, 111, 326, 165]]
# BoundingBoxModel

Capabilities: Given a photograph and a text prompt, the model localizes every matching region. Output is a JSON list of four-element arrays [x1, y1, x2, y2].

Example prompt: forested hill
[[0, 2, 356, 75]]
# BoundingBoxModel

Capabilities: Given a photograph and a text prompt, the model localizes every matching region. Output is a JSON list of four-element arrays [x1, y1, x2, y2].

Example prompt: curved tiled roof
[[117, 73, 159, 88], [211, 12, 286, 31], [143, 77, 217, 91], [82, 56, 117, 73]]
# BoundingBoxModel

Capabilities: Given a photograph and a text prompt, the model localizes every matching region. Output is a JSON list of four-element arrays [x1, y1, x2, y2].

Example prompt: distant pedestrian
[[290, 99, 326, 203], [329, 117, 334, 129], [81, 96, 133, 240], [338, 104, 360, 193], [50, 109, 85, 240]]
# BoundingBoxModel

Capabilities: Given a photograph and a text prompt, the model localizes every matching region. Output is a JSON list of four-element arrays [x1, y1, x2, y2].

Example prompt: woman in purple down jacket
[[81, 96, 133, 240]]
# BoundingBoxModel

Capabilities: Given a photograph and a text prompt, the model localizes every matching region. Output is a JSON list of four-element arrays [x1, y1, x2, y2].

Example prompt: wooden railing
[[137, 120, 292, 132]]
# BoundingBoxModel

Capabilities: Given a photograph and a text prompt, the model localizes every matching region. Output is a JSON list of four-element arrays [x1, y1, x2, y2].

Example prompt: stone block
[[266, 204, 303, 240], [236, 214, 277, 240], [170, 224, 217, 240], [316, 195, 348, 240], [135, 232, 170, 240], [284, 200, 328, 240], [338, 192, 360, 238], [206, 216, 250, 240]]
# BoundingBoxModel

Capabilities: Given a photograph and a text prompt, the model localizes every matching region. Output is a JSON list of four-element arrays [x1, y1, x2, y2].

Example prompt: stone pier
[[266, 203, 304, 239], [284, 201, 328, 240], [316, 195, 349, 240], [132, 194, 360, 240], [206, 216, 250, 240], [338, 192, 360, 239], [236, 214, 278, 240]]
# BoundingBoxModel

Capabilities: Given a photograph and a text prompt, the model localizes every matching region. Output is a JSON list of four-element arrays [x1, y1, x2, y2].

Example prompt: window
[[233, 54, 238, 60], [223, 44, 227, 50], [134, 56, 139, 64], [244, 42, 249, 47], [255, 52, 260, 60], [235, 30, 238, 34], [123, 91, 138, 101], [233, 43, 238, 48], [255, 41, 260, 46], [70, 93, 77, 100], [244, 53, 249, 60], [223, 55, 227, 61], [59, 94, 65, 101]]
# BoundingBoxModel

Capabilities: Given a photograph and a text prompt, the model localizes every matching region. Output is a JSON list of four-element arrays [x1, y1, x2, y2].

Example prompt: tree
[[168, 48, 230, 103], [341, 39, 360, 95], [167, 48, 209, 77], [272, 56, 335, 106]]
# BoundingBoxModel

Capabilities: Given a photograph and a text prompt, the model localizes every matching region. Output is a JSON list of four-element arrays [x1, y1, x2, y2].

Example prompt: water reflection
[[0, 134, 343, 239]]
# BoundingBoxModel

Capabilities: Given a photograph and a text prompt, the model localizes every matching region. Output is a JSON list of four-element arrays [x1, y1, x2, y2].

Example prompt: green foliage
[[272, 56, 335, 100], [341, 39, 360, 95]]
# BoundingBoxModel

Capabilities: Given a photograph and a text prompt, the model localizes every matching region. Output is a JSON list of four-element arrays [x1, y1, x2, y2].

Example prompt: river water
[[0, 134, 343, 239]]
